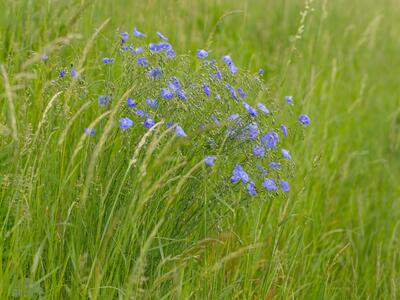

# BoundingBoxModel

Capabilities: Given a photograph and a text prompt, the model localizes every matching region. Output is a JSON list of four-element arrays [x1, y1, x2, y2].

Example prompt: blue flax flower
[[281, 149, 292, 160], [261, 131, 279, 148], [165, 49, 176, 58], [149, 43, 162, 53], [84, 128, 95, 136], [71, 64, 77, 77], [247, 122, 259, 140], [263, 178, 277, 191], [258, 68, 264, 75], [98, 95, 111, 106], [127, 97, 136, 107], [237, 88, 246, 98], [253, 144, 265, 157], [299, 114, 311, 125], [280, 180, 290, 192], [59, 69, 65, 78], [161, 88, 174, 99], [285, 96, 293, 104], [175, 125, 187, 137], [136, 57, 149, 67], [231, 164, 249, 183], [202, 83, 210, 96], [136, 109, 149, 118], [226, 83, 238, 101], [144, 118, 155, 129], [204, 156, 216, 166], [102, 57, 115, 64], [243, 102, 258, 117], [119, 117, 133, 129], [196, 49, 208, 59], [281, 124, 287, 137], [133, 27, 146, 37], [269, 162, 281, 169], [148, 67, 162, 79], [146, 98, 158, 108], [257, 103, 269, 114], [247, 181, 257, 196], [157, 32, 168, 40]]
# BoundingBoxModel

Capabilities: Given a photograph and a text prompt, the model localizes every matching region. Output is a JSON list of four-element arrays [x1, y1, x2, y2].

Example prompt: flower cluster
[[60, 27, 310, 198]]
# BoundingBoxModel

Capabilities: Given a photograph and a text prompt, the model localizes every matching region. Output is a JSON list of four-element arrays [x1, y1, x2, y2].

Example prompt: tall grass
[[1, 0, 399, 299]]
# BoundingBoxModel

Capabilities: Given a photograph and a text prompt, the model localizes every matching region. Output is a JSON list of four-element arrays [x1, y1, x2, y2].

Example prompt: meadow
[[1, 0, 399, 299]]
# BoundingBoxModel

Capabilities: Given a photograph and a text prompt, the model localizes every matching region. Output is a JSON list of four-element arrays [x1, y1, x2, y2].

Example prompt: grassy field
[[1, 0, 400, 299]]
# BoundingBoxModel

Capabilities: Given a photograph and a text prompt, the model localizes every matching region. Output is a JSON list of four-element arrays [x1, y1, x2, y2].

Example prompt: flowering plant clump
[[59, 27, 310, 198]]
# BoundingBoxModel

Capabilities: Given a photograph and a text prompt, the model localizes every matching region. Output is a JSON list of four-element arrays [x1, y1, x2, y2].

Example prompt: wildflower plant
[[56, 27, 310, 201]]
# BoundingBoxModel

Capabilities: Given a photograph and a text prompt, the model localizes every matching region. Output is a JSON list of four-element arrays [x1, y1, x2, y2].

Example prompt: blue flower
[[247, 122, 259, 140], [226, 83, 238, 101], [157, 32, 168, 40], [299, 114, 311, 125], [263, 178, 277, 191], [144, 118, 155, 129], [261, 131, 279, 148], [204, 155, 216, 166], [269, 162, 281, 169], [59, 69, 65, 78], [148, 67, 162, 79], [98, 95, 112, 106], [161, 88, 174, 99], [281, 149, 292, 160], [242, 102, 258, 117], [211, 114, 219, 124], [258, 68, 264, 75], [212, 66, 223, 80], [257, 103, 269, 114], [230, 114, 241, 121], [71, 65, 77, 77], [136, 57, 149, 67], [168, 77, 181, 91], [120, 32, 129, 40], [146, 98, 158, 108], [159, 42, 172, 51], [176, 89, 187, 100], [231, 164, 249, 183], [280, 180, 289, 192], [228, 63, 238, 75], [149, 43, 162, 53], [166, 122, 175, 129], [285, 96, 293, 104], [237, 88, 246, 98], [133, 47, 143, 54], [202, 83, 210, 96], [102, 57, 115, 64], [281, 124, 287, 137], [127, 97, 136, 108], [133, 27, 146, 37], [176, 125, 187, 137], [84, 128, 95, 136], [119, 117, 133, 129], [196, 49, 208, 59], [247, 181, 257, 196], [165, 49, 176, 58], [136, 109, 149, 117], [253, 144, 265, 157], [222, 55, 233, 64]]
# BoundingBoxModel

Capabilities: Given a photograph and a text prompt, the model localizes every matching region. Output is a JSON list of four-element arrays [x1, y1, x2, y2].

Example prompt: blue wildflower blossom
[[175, 125, 187, 137], [285, 96, 293, 104], [247, 181, 257, 196], [281, 149, 292, 160], [269, 162, 281, 169], [253, 144, 265, 157], [148, 67, 162, 79], [258, 68, 264, 75], [204, 155, 216, 166], [222, 55, 232, 64], [102, 57, 115, 64], [247, 122, 259, 140], [98, 95, 111, 106], [158, 42, 172, 51], [119, 117, 133, 129], [146, 98, 158, 108], [120, 32, 129, 40], [228, 63, 238, 75], [230, 114, 241, 121], [144, 118, 155, 129], [263, 178, 277, 191], [243, 102, 258, 117], [149, 43, 162, 53], [237, 88, 246, 98], [169, 77, 181, 91], [71, 65, 77, 77], [281, 124, 287, 137], [202, 83, 210, 96], [299, 114, 311, 125], [165, 49, 176, 58], [231, 164, 249, 183], [226, 83, 238, 101], [196, 49, 208, 59], [133, 27, 146, 37], [136, 109, 148, 118], [257, 103, 269, 114], [161, 88, 174, 99], [59, 69, 65, 78], [133, 47, 143, 54], [136, 57, 149, 67], [280, 180, 290, 192], [157, 32, 168, 40], [261, 131, 279, 148], [166, 122, 175, 129], [84, 128, 95, 136], [127, 97, 136, 108]]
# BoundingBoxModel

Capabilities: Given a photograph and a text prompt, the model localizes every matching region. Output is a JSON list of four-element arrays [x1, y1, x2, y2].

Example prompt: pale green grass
[[1, 0, 400, 299]]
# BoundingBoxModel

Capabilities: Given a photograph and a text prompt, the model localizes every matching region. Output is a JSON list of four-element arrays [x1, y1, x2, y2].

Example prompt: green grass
[[1, 0, 400, 298]]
